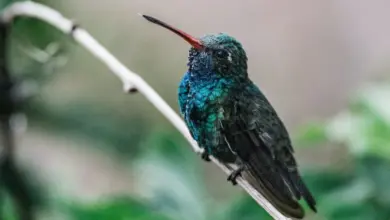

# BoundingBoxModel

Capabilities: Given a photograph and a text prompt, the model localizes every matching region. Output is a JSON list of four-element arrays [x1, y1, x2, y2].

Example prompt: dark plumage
[[143, 15, 317, 219]]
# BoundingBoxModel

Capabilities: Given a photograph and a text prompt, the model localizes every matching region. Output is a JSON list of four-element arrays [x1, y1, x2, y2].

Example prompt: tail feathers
[[242, 168, 305, 219], [242, 154, 306, 219], [289, 172, 317, 212], [278, 165, 317, 213], [277, 165, 302, 200]]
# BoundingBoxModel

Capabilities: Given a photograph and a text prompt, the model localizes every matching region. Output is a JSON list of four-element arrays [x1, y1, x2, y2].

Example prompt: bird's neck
[[188, 69, 248, 87]]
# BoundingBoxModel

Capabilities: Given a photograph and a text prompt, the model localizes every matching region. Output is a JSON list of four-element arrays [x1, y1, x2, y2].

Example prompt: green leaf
[[216, 196, 272, 220], [294, 122, 328, 147], [312, 156, 390, 219], [303, 171, 353, 197], [358, 83, 390, 125], [66, 197, 172, 220], [1, 191, 18, 220], [359, 156, 390, 204], [326, 84, 390, 158], [0, 0, 15, 10], [328, 203, 377, 220]]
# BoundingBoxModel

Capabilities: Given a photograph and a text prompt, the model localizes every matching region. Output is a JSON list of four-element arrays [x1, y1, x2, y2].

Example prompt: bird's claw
[[227, 166, 245, 185], [201, 151, 211, 162]]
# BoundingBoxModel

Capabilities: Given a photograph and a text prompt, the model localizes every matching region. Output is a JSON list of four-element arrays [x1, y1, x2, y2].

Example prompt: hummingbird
[[142, 15, 317, 219]]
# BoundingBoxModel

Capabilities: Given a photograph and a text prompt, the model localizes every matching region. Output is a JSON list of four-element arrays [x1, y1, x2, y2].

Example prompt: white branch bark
[[1, 2, 290, 219]]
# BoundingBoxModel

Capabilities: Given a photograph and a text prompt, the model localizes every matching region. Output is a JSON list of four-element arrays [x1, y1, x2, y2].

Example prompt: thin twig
[[0, 122, 34, 220], [0, 20, 33, 220], [0, 2, 290, 219]]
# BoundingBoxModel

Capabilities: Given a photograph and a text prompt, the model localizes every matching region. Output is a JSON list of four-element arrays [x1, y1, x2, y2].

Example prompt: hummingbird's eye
[[215, 50, 229, 59]]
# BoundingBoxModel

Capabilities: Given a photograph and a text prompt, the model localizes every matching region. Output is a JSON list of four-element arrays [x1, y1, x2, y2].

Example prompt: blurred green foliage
[[297, 83, 390, 220], [65, 198, 172, 220], [2, 0, 390, 220]]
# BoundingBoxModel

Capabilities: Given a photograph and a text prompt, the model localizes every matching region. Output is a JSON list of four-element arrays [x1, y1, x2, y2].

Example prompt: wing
[[221, 82, 316, 219]]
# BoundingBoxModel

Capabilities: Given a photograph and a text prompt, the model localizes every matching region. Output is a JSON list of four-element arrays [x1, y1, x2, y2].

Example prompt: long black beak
[[141, 14, 204, 50]]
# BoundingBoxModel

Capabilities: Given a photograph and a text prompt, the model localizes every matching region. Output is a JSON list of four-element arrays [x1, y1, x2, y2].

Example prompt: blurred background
[[1, 0, 390, 219]]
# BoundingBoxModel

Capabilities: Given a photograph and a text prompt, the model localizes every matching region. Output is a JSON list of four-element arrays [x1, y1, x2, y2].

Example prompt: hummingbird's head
[[142, 15, 248, 79]]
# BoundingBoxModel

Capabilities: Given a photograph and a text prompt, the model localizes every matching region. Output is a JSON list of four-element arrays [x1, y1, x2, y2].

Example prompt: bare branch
[[0, 2, 290, 219]]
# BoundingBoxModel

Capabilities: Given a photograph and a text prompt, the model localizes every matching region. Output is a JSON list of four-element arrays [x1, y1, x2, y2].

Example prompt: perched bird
[[142, 15, 317, 219]]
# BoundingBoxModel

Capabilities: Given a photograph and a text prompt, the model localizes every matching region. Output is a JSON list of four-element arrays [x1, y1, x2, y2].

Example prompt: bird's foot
[[201, 151, 211, 162], [227, 166, 245, 185]]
